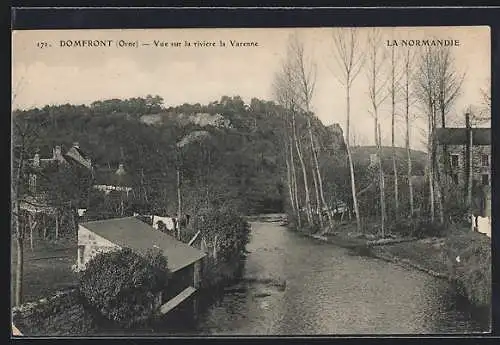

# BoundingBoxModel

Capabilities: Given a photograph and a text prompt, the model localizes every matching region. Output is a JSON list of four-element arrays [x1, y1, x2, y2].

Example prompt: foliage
[[188, 207, 250, 261], [12, 289, 96, 336], [179, 207, 250, 288], [79, 248, 169, 327], [389, 217, 448, 239], [442, 231, 491, 307]]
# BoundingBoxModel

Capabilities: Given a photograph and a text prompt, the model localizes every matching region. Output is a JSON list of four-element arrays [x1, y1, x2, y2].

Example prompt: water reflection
[[186, 221, 489, 335]]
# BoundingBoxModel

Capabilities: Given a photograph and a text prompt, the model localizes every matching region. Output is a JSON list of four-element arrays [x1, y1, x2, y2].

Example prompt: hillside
[[13, 95, 347, 216]]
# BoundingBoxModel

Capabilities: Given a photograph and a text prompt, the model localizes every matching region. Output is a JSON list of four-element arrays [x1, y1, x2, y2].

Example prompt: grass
[[11, 234, 78, 306], [442, 230, 491, 307], [370, 226, 491, 308], [371, 238, 450, 276]]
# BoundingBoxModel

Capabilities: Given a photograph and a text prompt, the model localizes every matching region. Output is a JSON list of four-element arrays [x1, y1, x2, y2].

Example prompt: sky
[[12, 27, 490, 151]]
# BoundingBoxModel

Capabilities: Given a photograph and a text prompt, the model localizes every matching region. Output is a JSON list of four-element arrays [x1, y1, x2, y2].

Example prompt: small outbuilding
[[77, 217, 206, 316]]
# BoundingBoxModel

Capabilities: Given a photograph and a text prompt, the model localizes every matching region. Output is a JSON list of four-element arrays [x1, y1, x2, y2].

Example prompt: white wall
[[76, 226, 121, 270]]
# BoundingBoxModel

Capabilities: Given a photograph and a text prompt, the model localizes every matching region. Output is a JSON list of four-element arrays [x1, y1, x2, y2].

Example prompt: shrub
[[12, 290, 96, 336], [389, 218, 417, 238], [442, 232, 491, 307], [79, 248, 169, 327], [181, 206, 250, 288], [190, 206, 250, 261], [415, 218, 448, 238], [389, 217, 448, 239]]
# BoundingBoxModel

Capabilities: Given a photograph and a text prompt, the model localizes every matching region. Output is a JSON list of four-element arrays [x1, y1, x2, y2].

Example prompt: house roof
[[64, 147, 92, 170], [79, 217, 206, 273], [434, 128, 491, 146]]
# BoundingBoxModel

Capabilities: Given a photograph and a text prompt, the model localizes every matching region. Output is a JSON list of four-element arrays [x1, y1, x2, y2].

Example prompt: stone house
[[434, 127, 491, 187], [434, 127, 491, 218], [77, 217, 206, 316]]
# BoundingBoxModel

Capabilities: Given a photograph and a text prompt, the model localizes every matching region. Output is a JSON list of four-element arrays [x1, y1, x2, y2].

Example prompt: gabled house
[[24, 142, 92, 205], [77, 217, 206, 316], [20, 142, 93, 240]]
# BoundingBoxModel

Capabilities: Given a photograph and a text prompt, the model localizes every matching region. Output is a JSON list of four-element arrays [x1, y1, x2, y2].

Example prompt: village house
[[434, 125, 491, 236], [24, 142, 92, 203], [20, 142, 93, 240], [434, 127, 491, 188], [77, 217, 206, 316]]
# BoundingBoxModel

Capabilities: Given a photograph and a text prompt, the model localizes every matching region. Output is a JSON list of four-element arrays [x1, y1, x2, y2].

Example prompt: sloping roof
[[434, 128, 491, 146], [19, 196, 58, 213], [65, 147, 92, 170], [80, 217, 206, 273]]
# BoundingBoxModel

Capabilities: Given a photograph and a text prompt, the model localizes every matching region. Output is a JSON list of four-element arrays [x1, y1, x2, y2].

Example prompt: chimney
[[115, 163, 126, 176], [33, 153, 40, 167], [53, 146, 62, 160]]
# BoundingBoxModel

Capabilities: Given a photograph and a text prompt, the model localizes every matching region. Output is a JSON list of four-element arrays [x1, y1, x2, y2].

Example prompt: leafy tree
[[79, 248, 169, 327], [185, 207, 250, 262]]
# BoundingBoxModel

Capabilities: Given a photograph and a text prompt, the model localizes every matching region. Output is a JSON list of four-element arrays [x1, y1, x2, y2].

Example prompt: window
[[452, 173, 459, 185], [450, 154, 459, 168], [481, 154, 490, 167], [482, 174, 490, 186]]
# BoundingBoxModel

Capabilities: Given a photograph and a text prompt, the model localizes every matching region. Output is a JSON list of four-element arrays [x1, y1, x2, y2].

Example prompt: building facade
[[434, 127, 491, 219], [434, 127, 491, 187]]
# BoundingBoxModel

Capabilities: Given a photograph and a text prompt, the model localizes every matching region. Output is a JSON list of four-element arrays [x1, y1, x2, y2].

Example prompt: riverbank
[[295, 223, 491, 311]]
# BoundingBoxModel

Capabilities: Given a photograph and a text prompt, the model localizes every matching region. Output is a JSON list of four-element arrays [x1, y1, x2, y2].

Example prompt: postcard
[[11, 26, 491, 336]]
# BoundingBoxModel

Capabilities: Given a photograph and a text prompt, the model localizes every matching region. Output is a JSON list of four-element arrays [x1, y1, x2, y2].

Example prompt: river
[[181, 220, 489, 335]]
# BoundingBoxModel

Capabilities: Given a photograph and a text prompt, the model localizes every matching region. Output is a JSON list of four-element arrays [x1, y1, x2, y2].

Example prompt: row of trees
[[274, 29, 490, 236]]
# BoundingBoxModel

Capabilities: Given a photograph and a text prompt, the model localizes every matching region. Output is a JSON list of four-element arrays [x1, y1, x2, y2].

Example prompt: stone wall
[[440, 144, 491, 186], [12, 289, 96, 336], [77, 226, 120, 270]]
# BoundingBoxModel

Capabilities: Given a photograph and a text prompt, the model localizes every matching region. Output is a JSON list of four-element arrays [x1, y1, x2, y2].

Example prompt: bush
[[79, 248, 169, 327], [188, 206, 250, 261], [389, 217, 448, 239], [12, 290, 96, 336], [442, 232, 491, 307], [389, 218, 417, 238], [180, 206, 250, 288], [415, 218, 448, 238]]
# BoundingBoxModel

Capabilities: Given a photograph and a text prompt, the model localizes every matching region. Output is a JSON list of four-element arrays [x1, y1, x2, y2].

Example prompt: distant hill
[[13, 96, 347, 216], [351, 146, 427, 176]]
